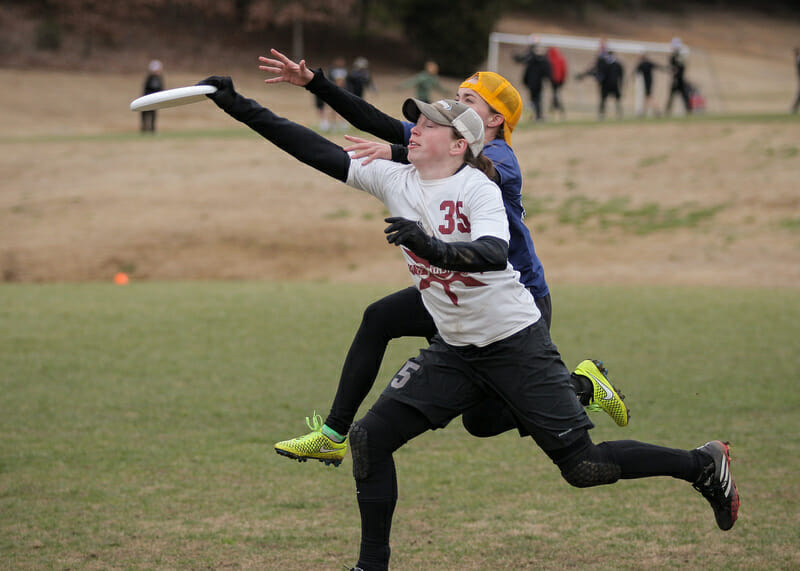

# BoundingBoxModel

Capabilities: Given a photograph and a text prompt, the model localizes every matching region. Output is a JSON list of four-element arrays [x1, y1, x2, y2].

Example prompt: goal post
[[486, 32, 718, 118], [488, 32, 684, 72]]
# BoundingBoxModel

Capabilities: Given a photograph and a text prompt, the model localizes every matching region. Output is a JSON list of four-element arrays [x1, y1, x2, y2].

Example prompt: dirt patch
[[1, 9, 799, 288]]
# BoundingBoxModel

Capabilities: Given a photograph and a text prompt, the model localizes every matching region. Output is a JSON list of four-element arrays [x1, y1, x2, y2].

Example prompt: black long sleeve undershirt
[[202, 77, 507, 273], [305, 69, 408, 144], [424, 235, 509, 272], [219, 86, 351, 182]]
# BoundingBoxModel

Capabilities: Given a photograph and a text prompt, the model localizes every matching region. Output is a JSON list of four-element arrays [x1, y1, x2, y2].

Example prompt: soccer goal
[[487, 32, 718, 118]]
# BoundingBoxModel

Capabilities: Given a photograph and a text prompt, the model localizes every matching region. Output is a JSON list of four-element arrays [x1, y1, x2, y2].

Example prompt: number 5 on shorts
[[390, 360, 421, 389]]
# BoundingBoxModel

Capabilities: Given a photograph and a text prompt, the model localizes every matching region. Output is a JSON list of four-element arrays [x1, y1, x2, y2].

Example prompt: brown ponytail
[[465, 149, 496, 181], [451, 126, 496, 181]]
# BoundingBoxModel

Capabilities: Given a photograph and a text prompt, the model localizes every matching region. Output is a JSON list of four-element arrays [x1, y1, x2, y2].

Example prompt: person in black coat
[[600, 51, 624, 119], [141, 60, 164, 133], [345, 57, 375, 99], [634, 53, 666, 117], [577, 49, 624, 119], [514, 40, 551, 121], [665, 38, 692, 116]]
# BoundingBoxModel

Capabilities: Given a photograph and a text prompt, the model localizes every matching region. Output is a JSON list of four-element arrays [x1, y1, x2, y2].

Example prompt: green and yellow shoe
[[274, 413, 347, 467], [574, 359, 630, 427]]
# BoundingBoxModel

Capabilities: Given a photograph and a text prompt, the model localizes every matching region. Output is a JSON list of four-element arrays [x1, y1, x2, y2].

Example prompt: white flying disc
[[130, 84, 217, 112]]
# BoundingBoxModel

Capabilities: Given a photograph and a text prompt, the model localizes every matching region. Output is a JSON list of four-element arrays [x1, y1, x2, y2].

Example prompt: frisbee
[[130, 84, 217, 112]]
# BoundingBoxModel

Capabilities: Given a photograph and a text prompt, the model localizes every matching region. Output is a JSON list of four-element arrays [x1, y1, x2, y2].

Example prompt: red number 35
[[438, 200, 471, 234]]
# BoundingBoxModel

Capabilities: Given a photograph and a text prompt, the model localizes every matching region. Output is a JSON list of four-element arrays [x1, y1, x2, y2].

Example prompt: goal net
[[487, 32, 718, 118]]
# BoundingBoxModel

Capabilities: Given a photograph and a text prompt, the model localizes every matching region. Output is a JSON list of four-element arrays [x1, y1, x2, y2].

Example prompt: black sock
[[599, 440, 707, 482], [570, 372, 594, 405], [356, 498, 394, 571]]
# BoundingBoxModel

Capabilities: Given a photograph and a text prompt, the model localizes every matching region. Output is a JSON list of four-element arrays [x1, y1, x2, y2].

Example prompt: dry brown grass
[[1, 9, 799, 288]]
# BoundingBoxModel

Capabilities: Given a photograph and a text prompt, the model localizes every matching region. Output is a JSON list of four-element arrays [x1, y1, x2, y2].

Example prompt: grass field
[[2, 281, 799, 569], [2, 7, 800, 568]]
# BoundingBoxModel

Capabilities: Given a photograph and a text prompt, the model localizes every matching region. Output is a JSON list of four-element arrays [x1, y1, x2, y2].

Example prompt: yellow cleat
[[274, 413, 347, 467], [574, 359, 629, 427]]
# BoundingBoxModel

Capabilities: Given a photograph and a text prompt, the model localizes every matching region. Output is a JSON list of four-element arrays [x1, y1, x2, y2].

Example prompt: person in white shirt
[[197, 76, 740, 570]]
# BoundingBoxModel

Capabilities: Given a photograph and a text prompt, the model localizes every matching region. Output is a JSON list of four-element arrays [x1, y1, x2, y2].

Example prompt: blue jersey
[[402, 122, 549, 298]]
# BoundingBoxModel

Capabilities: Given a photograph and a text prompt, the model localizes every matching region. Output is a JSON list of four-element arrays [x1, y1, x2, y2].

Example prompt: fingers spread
[[270, 48, 290, 62]]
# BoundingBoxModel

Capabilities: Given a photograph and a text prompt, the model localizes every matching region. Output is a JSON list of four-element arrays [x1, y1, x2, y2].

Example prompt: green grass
[[2, 282, 799, 569], [780, 217, 800, 232], [523, 195, 727, 235]]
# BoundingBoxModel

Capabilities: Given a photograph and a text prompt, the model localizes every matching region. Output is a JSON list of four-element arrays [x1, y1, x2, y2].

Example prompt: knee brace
[[560, 446, 621, 488], [350, 398, 433, 482], [349, 420, 370, 481]]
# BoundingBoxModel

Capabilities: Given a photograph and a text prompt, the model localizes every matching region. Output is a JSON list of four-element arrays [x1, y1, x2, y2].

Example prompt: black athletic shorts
[[381, 319, 594, 451]]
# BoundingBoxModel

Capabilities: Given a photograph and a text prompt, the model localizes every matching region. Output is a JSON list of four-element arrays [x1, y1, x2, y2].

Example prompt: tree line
[[9, 0, 800, 77]]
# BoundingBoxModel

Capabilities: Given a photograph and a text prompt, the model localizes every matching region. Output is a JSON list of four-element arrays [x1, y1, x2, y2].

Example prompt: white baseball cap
[[402, 98, 485, 158]]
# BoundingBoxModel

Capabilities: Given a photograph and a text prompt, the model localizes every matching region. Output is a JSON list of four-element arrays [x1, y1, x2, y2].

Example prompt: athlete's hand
[[384, 217, 433, 257], [197, 76, 236, 110], [343, 135, 391, 165], [259, 49, 314, 86]]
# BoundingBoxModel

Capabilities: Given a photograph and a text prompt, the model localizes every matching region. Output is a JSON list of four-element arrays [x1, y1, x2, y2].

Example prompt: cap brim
[[402, 98, 423, 123], [402, 98, 451, 127]]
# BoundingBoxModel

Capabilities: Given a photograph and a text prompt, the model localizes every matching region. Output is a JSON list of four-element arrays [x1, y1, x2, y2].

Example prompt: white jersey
[[347, 157, 540, 347]]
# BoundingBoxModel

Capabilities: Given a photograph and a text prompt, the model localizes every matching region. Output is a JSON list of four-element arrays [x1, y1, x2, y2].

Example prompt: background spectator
[[514, 37, 552, 121], [400, 60, 449, 103], [140, 59, 163, 133], [346, 56, 376, 99]]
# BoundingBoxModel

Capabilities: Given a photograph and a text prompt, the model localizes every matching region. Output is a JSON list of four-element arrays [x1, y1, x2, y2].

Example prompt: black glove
[[384, 217, 434, 258], [197, 76, 236, 110], [384, 217, 509, 271]]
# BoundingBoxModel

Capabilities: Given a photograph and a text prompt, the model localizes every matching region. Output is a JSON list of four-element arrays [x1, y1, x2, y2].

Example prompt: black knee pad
[[560, 447, 621, 488], [349, 421, 370, 481], [350, 398, 433, 482]]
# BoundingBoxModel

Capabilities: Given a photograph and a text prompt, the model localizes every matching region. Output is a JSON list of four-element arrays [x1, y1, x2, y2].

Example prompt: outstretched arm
[[260, 49, 408, 144], [199, 76, 350, 182]]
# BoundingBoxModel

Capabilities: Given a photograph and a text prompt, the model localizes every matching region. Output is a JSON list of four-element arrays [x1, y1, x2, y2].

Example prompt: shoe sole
[[713, 440, 740, 530], [274, 447, 343, 467]]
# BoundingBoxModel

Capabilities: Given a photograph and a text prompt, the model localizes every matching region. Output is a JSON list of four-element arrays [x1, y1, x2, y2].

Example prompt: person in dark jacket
[[634, 53, 666, 117], [577, 48, 624, 119], [345, 57, 376, 99], [600, 51, 625, 119], [665, 38, 692, 116], [140, 60, 163, 133], [514, 38, 552, 121]]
